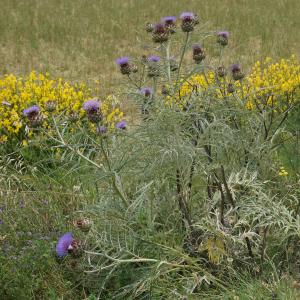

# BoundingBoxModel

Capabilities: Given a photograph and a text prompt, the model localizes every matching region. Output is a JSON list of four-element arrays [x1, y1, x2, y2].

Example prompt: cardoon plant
[[46, 11, 300, 299]]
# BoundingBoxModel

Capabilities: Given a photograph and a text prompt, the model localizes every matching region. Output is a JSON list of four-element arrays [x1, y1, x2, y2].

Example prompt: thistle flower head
[[230, 64, 244, 80], [153, 23, 167, 33], [116, 120, 127, 130], [56, 232, 73, 257], [23, 105, 40, 118], [162, 16, 176, 24], [97, 125, 107, 135], [180, 12, 195, 21], [116, 57, 130, 67], [217, 31, 229, 38], [148, 55, 160, 63], [140, 87, 153, 97], [192, 44, 205, 63], [217, 31, 229, 46], [230, 64, 241, 73], [83, 99, 101, 113]]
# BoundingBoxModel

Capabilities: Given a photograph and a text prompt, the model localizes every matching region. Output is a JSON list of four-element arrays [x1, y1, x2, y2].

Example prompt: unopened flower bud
[[227, 83, 235, 94], [147, 55, 161, 77], [45, 100, 57, 112], [192, 44, 205, 63], [145, 22, 154, 33], [73, 218, 92, 232], [217, 66, 227, 78]]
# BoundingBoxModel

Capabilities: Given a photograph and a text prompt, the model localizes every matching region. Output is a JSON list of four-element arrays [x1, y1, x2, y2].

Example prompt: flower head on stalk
[[192, 44, 206, 63], [162, 16, 176, 33], [230, 63, 245, 81], [23, 105, 42, 127], [83, 99, 102, 123], [148, 55, 160, 63], [56, 232, 73, 257], [97, 125, 107, 135], [147, 56, 161, 77], [140, 87, 153, 97], [116, 120, 127, 130], [152, 23, 169, 43], [23, 105, 40, 119], [116, 57, 132, 75], [180, 12, 196, 32], [217, 31, 229, 46]]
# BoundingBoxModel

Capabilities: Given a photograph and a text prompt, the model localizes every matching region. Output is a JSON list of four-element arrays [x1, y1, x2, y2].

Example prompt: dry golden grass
[[0, 0, 299, 90]]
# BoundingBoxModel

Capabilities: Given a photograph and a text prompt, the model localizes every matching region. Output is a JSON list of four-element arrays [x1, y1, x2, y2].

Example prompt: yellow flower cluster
[[278, 166, 288, 176], [0, 72, 124, 143], [172, 56, 300, 111], [246, 56, 300, 110]]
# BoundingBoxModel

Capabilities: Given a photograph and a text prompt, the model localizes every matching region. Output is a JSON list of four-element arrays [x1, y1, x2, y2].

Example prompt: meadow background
[[1, 0, 300, 299], [0, 0, 300, 89]]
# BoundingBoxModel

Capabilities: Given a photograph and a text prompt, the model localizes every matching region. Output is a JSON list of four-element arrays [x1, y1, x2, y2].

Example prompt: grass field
[[0, 0, 300, 89]]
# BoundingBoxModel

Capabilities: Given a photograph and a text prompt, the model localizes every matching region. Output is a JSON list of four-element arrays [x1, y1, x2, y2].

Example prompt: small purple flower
[[217, 31, 229, 46], [0, 219, 3, 225], [116, 57, 130, 67], [230, 64, 244, 80], [180, 12, 195, 21], [148, 55, 160, 63], [19, 201, 25, 208], [56, 232, 73, 257], [23, 105, 40, 118], [116, 120, 127, 130], [83, 99, 101, 113], [97, 125, 107, 134], [217, 31, 229, 39], [162, 16, 176, 24], [140, 87, 153, 97]]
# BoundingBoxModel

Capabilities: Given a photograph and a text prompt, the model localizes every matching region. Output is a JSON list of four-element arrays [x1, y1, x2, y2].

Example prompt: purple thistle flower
[[148, 55, 160, 63], [230, 64, 244, 80], [153, 23, 166, 34], [230, 64, 241, 73], [23, 105, 40, 118], [140, 87, 153, 97], [217, 31, 229, 38], [162, 16, 176, 24], [116, 120, 127, 130], [180, 12, 195, 21], [83, 99, 101, 113], [56, 232, 73, 257], [97, 125, 107, 134], [116, 57, 130, 67]]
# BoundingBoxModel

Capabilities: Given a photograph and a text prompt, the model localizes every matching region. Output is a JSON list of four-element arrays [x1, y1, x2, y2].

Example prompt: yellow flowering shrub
[[0, 72, 124, 143], [169, 56, 300, 111]]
